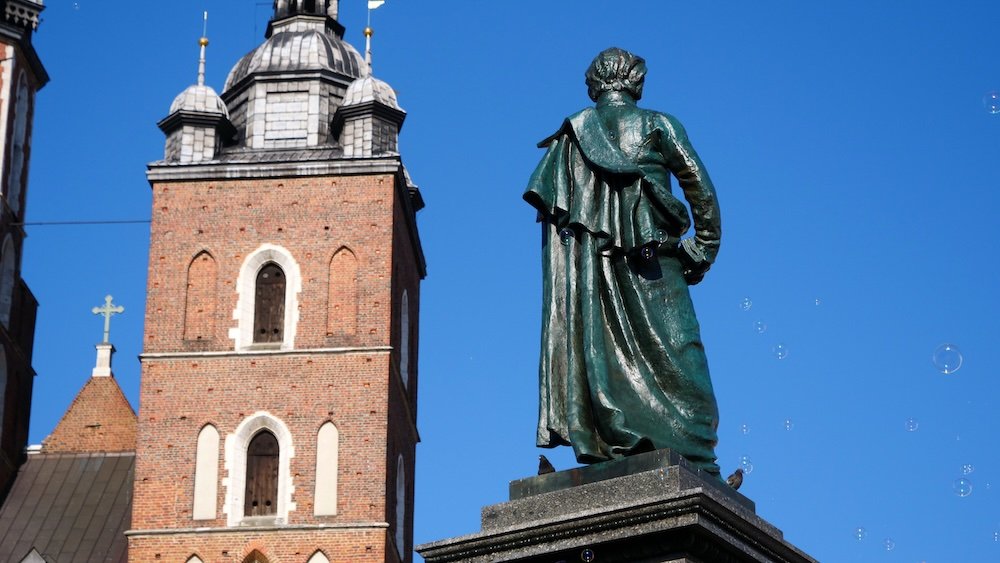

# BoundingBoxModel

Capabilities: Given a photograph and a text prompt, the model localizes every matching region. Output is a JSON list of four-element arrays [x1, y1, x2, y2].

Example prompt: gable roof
[[42, 376, 136, 453], [0, 452, 133, 562]]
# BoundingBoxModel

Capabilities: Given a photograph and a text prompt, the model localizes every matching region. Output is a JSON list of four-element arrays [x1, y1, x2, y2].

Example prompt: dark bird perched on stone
[[538, 454, 556, 475], [726, 468, 744, 490]]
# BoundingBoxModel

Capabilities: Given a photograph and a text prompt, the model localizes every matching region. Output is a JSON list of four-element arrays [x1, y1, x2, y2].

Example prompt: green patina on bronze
[[524, 47, 723, 476]]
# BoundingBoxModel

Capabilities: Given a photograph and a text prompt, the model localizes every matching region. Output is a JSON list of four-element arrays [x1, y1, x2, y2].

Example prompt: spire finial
[[92, 295, 124, 344], [366, 1, 385, 71], [364, 25, 373, 70], [197, 11, 209, 87], [91, 295, 124, 378]]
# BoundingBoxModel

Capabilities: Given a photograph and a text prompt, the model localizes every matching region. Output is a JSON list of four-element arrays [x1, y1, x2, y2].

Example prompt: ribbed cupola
[[221, 0, 367, 151]]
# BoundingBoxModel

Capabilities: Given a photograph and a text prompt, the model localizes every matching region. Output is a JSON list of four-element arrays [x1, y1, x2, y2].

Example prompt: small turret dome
[[169, 84, 229, 117], [343, 75, 400, 109], [224, 27, 366, 92]]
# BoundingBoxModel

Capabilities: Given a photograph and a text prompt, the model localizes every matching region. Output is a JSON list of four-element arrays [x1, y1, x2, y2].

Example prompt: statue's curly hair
[[585, 47, 647, 102]]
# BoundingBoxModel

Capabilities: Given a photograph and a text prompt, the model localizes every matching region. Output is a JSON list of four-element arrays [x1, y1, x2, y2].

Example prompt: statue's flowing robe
[[524, 106, 722, 474]]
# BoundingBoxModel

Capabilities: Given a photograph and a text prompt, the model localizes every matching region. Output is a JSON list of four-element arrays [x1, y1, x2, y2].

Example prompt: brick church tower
[[128, 2, 425, 562], [0, 0, 46, 502]]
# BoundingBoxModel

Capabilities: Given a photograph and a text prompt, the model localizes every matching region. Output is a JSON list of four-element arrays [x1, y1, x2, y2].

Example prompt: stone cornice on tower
[[0, 0, 47, 87]]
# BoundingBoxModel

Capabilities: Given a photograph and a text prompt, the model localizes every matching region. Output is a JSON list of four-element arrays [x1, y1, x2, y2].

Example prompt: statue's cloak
[[524, 107, 720, 474]]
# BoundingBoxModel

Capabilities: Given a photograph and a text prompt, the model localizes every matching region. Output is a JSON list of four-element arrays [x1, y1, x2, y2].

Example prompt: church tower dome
[[221, 0, 367, 151], [169, 83, 229, 117]]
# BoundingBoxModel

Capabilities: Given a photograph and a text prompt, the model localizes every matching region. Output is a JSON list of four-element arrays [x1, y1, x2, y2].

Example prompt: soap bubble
[[740, 423, 750, 435], [773, 343, 789, 360], [739, 455, 754, 474], [740, 297, 752, 311], [559, 228, 574, 245], [783, 418, 794, 431], [985, 91, 1000, 114], [854, 527, 867, 541], [962, 464, 975, 475], [904, 418, 919, 432], [953, 477, 973, 497], [814, 297, 821, 306], [580, 549, 595, 562], [932, 343, 963, 374], [993, 530, 1000, 542], [884, 538, 895, 551], [753, 320, 767, 334], [639, 246, 655, 260]]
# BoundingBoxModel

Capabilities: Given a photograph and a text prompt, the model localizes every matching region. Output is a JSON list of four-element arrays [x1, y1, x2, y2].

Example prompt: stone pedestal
[[416, 450, 816, 563]]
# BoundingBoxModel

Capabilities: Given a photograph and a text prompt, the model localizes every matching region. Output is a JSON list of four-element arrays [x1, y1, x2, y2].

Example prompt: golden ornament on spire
[[364, 26, 374, 37]]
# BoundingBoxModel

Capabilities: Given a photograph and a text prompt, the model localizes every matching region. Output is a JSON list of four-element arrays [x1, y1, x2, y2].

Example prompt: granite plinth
[[416, 450, 816, 563]]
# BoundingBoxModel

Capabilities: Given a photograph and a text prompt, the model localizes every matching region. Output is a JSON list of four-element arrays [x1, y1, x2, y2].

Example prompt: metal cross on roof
[[92, 294, 124, 343]]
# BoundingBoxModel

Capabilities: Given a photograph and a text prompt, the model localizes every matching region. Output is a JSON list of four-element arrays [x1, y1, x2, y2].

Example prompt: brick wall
[[43, 376, 137, 453], [133, 170, 422, 563]]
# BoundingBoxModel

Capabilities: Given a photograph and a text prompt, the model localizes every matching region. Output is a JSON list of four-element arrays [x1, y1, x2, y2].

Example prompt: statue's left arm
[[658, 113, 721, 279]]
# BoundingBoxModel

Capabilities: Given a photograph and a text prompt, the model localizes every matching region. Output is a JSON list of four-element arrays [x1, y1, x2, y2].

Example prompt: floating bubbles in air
[[783, 418, 794, 431], [773, 343, 789, 360], [904, 417, 919, 432], [814, 297, 822, 306], [962, 464, 975, 475], [932, 343, 963, 374], [740, 297, 752, 311], [740, 423, 750, 435], [753, 320, 767, 334], [854, 527, 867, 541], [883, 538, 896, 551], [985, 91, 1000, 114], [559, 228, 574, 245], [993, 530, 1000, 542], [739, 455, 754, 474], [580, 548, 596, 562], [953, 477, 973, 497]]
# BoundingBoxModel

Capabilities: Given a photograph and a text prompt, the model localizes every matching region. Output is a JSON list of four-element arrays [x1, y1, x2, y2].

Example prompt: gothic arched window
[[244, 430, 279, 517], [253, 263, 285, 344], [242, 550, 269, 563]]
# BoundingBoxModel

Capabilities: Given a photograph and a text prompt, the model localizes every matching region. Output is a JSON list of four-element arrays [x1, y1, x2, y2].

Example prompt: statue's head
[[585, 47, 647, 103]]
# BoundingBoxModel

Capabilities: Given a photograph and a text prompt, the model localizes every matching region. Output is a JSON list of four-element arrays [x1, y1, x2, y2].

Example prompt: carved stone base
[[416, 450, 816, 563]]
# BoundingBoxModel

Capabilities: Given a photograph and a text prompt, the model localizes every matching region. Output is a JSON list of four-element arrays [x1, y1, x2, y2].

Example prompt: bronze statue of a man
[[524, 47, 722, 476]]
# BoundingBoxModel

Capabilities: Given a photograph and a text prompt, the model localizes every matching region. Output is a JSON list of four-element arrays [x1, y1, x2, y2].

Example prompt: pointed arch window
[[400, 290, 410, 388], [395, 454, 406, 557], [253, 263, 285, 344], [327, 247, 358, 337], [244, 430, 279, 517], [0, 236, 16, 329], [242, 550, 269, 563], [185, 251, 217, 341]]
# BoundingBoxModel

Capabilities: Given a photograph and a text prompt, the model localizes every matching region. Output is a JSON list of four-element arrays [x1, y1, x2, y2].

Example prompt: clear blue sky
[[24, 1, 1000, 560]]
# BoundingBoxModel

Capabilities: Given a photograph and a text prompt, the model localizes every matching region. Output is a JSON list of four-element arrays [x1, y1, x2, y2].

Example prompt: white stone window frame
[[230, 244, 302, 351], [222, 411, 296, 526]]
